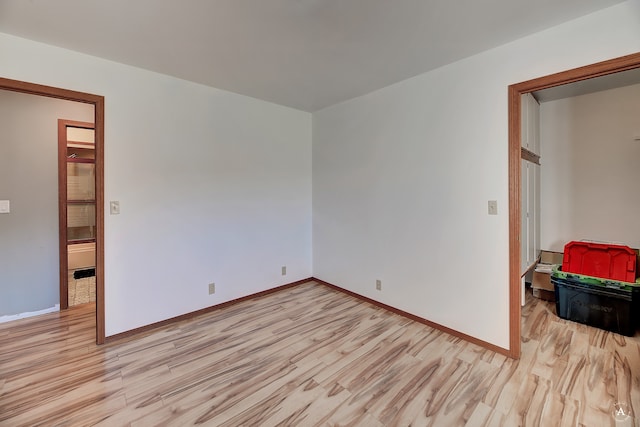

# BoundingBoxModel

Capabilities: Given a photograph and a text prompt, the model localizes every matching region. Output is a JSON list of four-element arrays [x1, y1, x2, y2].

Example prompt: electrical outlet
[[282, 266, 287, 276], [376, 280, 382, 291], [208, 282, 215, 295]]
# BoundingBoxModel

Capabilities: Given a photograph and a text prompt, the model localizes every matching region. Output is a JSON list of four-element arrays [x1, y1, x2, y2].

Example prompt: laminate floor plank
[[1, 281, 639, 426]]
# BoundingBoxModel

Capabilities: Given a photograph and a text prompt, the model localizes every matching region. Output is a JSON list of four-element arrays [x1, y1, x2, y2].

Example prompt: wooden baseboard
[[104, 277, 314, 345], [105, 276, 512, 358], [312, 277, 511, 358]]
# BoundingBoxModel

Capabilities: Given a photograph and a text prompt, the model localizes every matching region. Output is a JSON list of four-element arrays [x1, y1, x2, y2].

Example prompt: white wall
[[0, 91, 94, 316], [540, 83, 640, 252], [1, 1, 639, 349], [313, 1, 640, 349], [0, 33, 312, 336]]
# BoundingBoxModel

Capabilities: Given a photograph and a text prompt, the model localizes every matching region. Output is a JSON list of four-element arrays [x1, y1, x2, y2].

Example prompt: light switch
[[488, 200, 498, 215], [0, 200, 9, 213], [110, 201, 120, 215]]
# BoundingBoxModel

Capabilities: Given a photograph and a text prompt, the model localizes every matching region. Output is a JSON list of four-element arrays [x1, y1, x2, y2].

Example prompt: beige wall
[[540, 82, 640, 251]]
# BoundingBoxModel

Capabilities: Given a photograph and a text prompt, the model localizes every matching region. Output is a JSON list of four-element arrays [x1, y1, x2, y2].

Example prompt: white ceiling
[[0, 0, 628, 112]]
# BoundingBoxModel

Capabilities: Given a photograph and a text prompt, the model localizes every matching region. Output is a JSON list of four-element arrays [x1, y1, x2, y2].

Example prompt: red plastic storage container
[[562, 241, 637, 283]]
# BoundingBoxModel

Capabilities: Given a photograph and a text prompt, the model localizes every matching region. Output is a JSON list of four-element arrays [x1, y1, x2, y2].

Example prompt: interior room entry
[[58, 120, 96, 309], [0, 77, 105, 344], [508, 52, 640, 359]]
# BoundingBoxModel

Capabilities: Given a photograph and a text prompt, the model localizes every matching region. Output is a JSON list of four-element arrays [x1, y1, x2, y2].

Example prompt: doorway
[[59, 120, 96, 309], [508, 52, 640, 358], [0, 77, 105, 344]]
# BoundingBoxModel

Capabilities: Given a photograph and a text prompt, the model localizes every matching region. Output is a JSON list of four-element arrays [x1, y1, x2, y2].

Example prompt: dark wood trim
[[67, 140, 95, 147], [520, 147, 540, 165], [57, 120, 69, 311], [59, 119, 95, 312], [68, 200, 97, 204], [66, 157, 95, 164], [104, 278, 314, 344], [314, 278, 511, 357], [60, 119, 95, 129], [1, 77, 106, 345], [508, 85, 522, 359], [105, 276, 511, 357], [68, 238, 97, 245], [94, 98, 105, 345], [0, 78, 103, 104], [511, 52, 640, 94], [508, 51, 640, 360]]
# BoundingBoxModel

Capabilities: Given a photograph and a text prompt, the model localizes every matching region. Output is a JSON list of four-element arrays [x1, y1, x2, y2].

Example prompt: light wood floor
[[1, 281, 638, 426]]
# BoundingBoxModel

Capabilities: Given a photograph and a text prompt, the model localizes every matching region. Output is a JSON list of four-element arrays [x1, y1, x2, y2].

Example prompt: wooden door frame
[[0, 77, 105, 345], [508, 52, 640, 358], [58, 119, 96, 311]]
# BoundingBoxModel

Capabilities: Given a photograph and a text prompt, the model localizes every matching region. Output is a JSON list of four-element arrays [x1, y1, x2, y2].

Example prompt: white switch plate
[[110, 201, 120, 215], [488, 200, 498, 215], [0, 200, 9, 213]]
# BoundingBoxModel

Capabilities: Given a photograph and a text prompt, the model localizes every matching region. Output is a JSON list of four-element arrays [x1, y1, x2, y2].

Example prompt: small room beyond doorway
[[0, 90, 95, 317], [520, 71, 640, 338], [61, 122, 97, 307], [521, 68, 640, 287]]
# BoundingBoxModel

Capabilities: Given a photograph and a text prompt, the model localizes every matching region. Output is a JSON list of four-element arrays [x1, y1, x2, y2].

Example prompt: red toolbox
[[562, 241, 637, 283]]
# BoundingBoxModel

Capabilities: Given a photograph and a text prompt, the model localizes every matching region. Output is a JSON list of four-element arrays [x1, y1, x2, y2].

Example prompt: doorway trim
[[508, 52, 640, 358], [58, 119, 96, 311], [0, 77, 105, 345]]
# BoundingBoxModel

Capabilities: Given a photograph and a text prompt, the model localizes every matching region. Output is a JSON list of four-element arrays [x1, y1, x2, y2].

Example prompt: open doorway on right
[[525, 67, 640, 338], [535, 70, 640, 253]]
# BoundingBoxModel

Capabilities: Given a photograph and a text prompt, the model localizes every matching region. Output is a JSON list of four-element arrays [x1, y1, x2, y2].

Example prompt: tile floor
[[67, 269, 96, 306]]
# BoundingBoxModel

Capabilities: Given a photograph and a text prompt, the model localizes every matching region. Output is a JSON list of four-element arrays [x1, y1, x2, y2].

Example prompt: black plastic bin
[[551, 276, 640, 336]]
